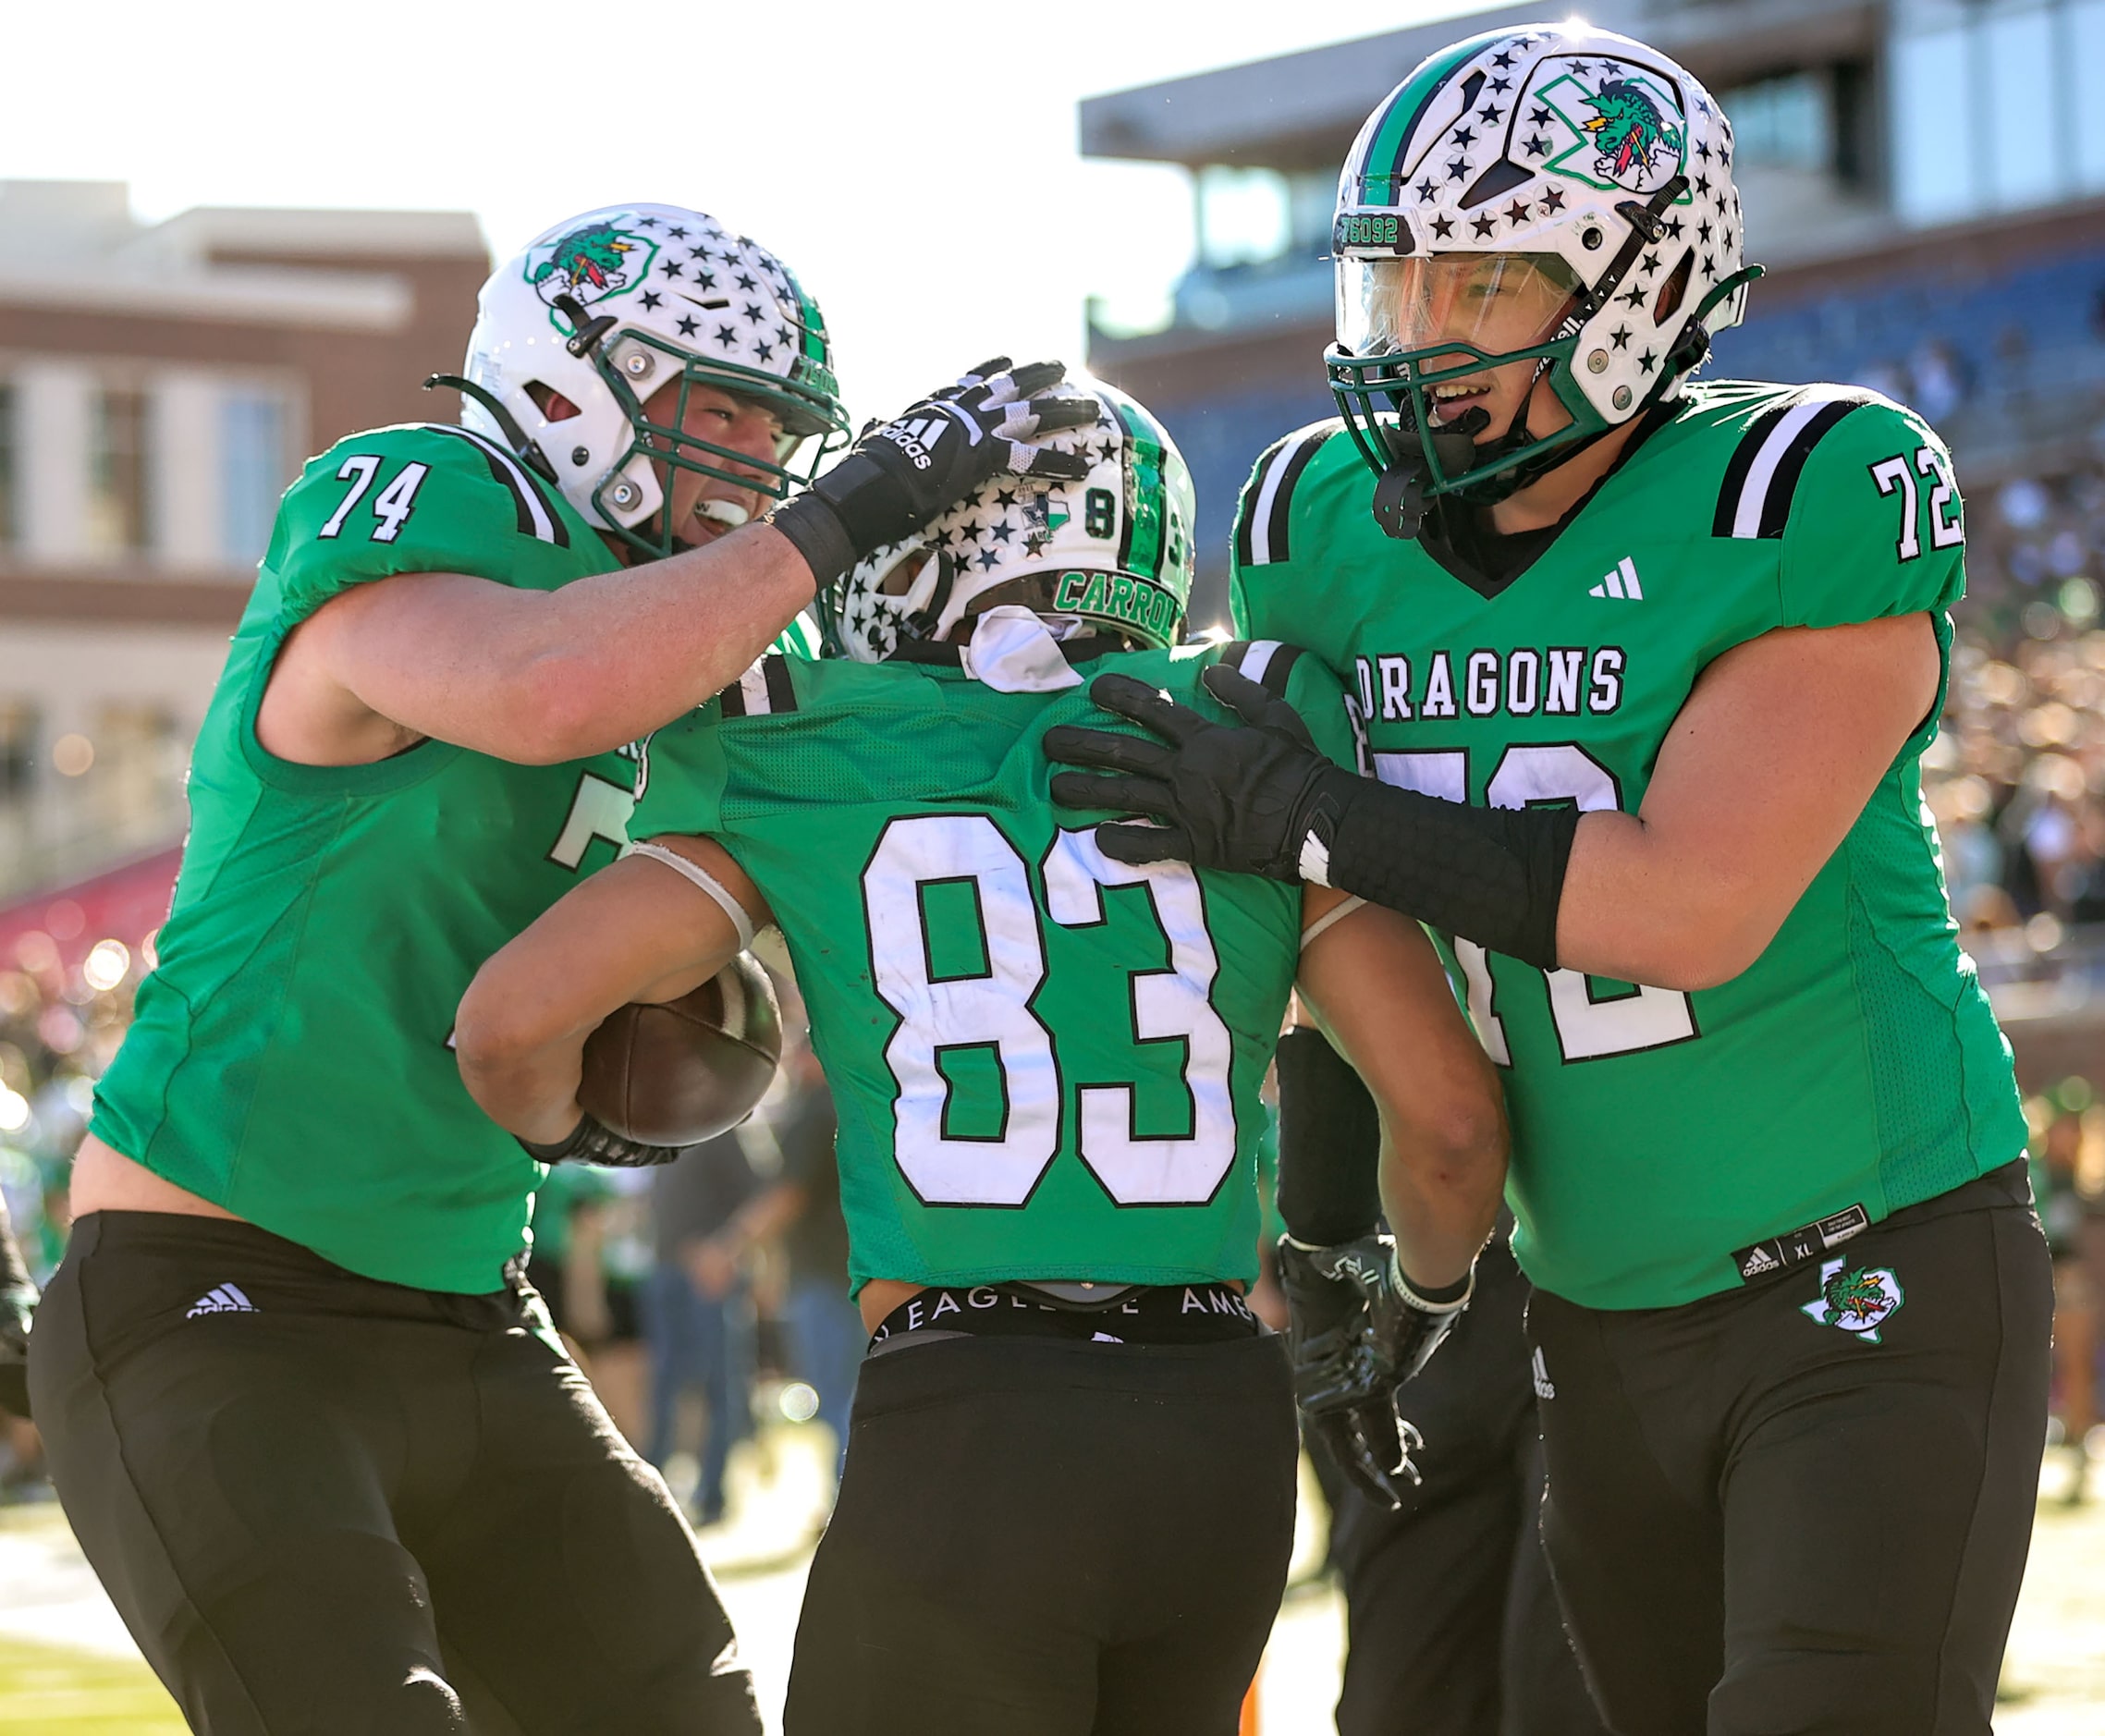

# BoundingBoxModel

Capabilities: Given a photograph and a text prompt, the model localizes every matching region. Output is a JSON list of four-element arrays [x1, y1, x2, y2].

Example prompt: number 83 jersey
[[1233, 380, 2026, 1312], [631, 641, 1359, 1293]]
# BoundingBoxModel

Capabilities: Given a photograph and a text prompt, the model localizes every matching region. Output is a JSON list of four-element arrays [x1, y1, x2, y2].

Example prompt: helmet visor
[[1337, 252, 1582, 363]]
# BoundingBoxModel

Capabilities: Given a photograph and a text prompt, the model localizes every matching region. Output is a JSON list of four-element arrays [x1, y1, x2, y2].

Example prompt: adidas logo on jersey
[[185, 1283, 258, 1318], [1588, 556, 1645, 601], [878, 415, 949, 471]]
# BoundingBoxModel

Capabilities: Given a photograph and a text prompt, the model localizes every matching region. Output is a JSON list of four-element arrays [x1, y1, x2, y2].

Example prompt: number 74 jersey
[[1232, 379, 2025, 1313], [631, 642, 1360, 1293]]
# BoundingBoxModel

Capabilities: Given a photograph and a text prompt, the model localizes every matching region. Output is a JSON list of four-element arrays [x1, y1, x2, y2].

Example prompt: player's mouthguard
[[694, 498, 751, 529]]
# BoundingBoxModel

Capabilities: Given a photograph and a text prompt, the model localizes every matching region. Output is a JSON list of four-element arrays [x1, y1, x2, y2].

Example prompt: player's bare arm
[[263, 360, 1099, 767], [1293, 888, 1507, 1290], [1553, 609, 1940, 987], [456, 837, 768, 1144], [262, 520, 817, 766]]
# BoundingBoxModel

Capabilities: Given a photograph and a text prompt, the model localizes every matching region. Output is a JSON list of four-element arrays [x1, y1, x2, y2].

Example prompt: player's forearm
[[491, 524, 815, 761], [1377, 1121, 1504, 1291], [1554, 811, 1789, 991], [456, 1023, 589, 1146], [337, 526, 814, 764]]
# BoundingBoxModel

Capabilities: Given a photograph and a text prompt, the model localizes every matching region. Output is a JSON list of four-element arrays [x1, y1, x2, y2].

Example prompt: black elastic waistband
[[1730, 1157, 2035, 1288], [68, 1210, 523, 1333], [868, 1281, 1263, 1354]]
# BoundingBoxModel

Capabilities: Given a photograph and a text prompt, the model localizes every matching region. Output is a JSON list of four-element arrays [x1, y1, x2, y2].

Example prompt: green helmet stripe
[[1357, 43, 1481, 205], [1112, 398, 1167, 583], [1355, 35, 1507, 204]]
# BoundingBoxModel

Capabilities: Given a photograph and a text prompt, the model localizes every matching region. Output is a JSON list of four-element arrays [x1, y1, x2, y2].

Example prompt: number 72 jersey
[[630, 642, 1360, 1293], [1232, 379, 2025, 1313]]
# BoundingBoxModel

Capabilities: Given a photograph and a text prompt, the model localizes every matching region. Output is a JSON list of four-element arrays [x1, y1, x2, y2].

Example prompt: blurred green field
[[0, 1635, 180, 1733]]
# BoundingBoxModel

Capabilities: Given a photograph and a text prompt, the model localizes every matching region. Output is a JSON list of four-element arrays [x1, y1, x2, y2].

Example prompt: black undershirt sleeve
[[1274, 1026, 1383, 1246], [1323, 778, 1579, 972]]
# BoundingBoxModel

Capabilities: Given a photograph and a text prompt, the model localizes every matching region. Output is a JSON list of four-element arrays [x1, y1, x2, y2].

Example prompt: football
[[577, 953, 783, 1146]]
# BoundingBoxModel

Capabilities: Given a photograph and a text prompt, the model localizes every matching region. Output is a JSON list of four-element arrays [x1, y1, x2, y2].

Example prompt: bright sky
[[6, 0, 1482, 420]]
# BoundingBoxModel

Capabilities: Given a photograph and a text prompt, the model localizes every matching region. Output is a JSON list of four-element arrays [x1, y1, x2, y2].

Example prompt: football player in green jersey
[[456, 380, 1510, 1734], [29, 201, 1096, 1736], [1048, 28, 2054, 1736]]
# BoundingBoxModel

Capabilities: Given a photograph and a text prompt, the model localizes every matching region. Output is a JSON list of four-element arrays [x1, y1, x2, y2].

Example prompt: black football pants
[[30, 1211, 758, 1736], [1527, 1167, 2052, 1736], [1327, 1236, 1608, 1736], [783, 1330, 1298, 1736]]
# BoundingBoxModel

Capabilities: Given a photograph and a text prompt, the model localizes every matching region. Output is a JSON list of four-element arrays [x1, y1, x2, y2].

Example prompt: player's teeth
[[695, 499, 751, 528]]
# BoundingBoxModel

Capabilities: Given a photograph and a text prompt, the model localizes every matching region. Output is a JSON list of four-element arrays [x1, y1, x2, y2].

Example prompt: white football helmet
[[451, 203, 850, 557], [1328, 24, 1756, 509], [821, 375, 1195, 662]]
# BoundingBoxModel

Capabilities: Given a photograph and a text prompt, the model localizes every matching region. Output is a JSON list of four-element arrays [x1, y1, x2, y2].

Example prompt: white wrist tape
[[1299, 895, 1369, 953], [627, 842, 757, 951]]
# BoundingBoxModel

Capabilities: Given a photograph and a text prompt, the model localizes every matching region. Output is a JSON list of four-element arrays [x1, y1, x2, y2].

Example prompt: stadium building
[[1081, 0, 2105, 1087], [0, 182, 487, 928]]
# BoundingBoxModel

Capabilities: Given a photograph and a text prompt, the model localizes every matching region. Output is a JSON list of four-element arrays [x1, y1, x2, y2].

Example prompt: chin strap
[[422, 375, 560, 484]]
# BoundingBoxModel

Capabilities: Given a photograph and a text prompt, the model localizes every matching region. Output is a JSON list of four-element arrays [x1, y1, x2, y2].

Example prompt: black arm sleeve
[[1326, 778, 1579, 971], [1274, 1026, 1383, 1246]]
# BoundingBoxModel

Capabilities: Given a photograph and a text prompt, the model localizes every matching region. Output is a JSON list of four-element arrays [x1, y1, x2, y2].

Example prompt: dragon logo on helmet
[[525, 221, 659, 318], [1533, 63, 1690, 195], [1583, 80, 1687, 184]]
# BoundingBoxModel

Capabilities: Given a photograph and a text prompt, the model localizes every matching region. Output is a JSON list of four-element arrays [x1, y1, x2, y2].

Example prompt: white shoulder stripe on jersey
[[737, 660, 773, 715], [1724, 385, 1861, 541], [1242, 424, 1332, 568], [1234, 639, 1284, 686], [435, 424, 561, 544]]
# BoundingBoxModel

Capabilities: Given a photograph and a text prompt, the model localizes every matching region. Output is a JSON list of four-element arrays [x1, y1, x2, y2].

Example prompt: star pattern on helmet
[[1417, 178, 1438, 202], [1505, 198, 1532, 226], [715, 324, 738, 349], [1639, 348, 1658, 373], [1477, 104, 1504, 124], [1489, 75, 1511, 92], [1430, 214, 1455, 239], [1541, 187, 1566, 212], [676, 315, 698, 336], [1618, 285, 1646, 309], [1448, 158, 1471, 181], [661, 260, 684, 279], [1471, 214, 1497, 238], [1524, 134, 1550, 158], [1452, 126, 1477, 148], [1610, 324, 1632, 348], [641, 291, 662, 310]]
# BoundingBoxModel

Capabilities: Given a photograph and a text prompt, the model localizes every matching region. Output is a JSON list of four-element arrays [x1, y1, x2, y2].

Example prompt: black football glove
[[520, 1111, 679, 1169], [769, 358, 1100, 584], [1046, 665, 1362, 883], [1276, 1233, 1471, 1510]]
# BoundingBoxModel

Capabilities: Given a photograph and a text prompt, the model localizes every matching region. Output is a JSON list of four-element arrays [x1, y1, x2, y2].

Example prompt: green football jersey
[[630, 640, 1358, 1293], [1232, 381, 2026, 1311], [92, 423, 636, 1293]]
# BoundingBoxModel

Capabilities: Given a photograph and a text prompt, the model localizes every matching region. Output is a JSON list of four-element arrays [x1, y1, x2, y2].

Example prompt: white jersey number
[[1373, 744, 1697, 1065], [862, 813, 1236, 1206]]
